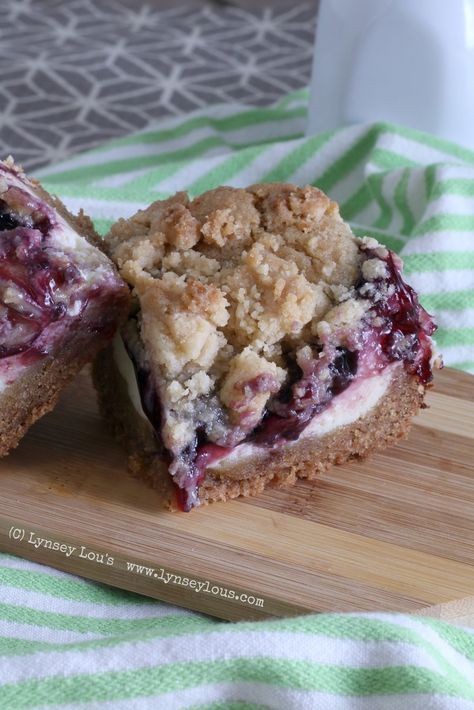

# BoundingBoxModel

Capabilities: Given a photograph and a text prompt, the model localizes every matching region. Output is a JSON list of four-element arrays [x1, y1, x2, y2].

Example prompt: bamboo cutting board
[[0, 367, 473, 621]]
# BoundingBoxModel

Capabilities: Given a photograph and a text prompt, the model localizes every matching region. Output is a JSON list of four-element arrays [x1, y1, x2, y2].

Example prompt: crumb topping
[[134, 270, 228, 379], [106, 184, 369, 446], [220, 347, 286, 428]]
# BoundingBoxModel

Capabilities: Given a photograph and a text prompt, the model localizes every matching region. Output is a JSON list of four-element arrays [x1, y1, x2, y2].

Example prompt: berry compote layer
[[0, 159, 129, 389]]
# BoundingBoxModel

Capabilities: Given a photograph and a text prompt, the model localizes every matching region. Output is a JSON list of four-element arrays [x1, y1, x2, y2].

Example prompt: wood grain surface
[[0, 367, 472, 621]]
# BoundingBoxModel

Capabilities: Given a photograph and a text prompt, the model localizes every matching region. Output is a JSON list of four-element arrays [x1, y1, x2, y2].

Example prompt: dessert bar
[[94, 183, 439, 510]]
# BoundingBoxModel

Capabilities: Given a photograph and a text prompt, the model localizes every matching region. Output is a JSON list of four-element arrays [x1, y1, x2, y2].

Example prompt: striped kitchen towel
[[0, 89, 474, 708], [1, 552, 474, 709], [36, 88, 474, 373]]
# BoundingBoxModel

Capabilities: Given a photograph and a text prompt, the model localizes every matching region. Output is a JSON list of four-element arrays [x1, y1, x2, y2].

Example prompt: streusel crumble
[[94, 183, 439, 510]]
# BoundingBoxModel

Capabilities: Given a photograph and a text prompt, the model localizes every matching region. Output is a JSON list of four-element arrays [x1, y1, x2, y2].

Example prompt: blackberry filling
[[0, 191, 83, 361], [0, 201, 25, 231], [174, 434, 231, 512], [0, 228, 84, 358], [331, 349, 359, 395], [0, 169, 126, 370], [249, 347, 358, 447], [357, 250, 436, 385]]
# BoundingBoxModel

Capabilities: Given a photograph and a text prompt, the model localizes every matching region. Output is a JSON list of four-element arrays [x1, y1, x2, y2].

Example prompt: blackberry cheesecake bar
[[94, 183, 439, 511], [0, 157, 130, 454]]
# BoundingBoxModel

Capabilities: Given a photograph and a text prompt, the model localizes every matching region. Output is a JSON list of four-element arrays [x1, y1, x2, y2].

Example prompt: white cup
[[307, 0, 474, 150]]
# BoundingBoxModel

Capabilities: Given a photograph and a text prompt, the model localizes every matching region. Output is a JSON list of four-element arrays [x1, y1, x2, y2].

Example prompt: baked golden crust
[[93, 345, 424, 509], [1, 349, 101, 457]]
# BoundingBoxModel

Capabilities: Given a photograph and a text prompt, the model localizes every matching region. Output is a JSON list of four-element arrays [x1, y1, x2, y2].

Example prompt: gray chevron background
[[0, 0, 317, 170]]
